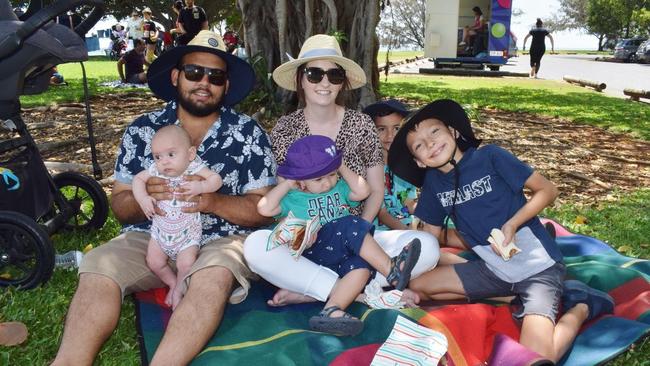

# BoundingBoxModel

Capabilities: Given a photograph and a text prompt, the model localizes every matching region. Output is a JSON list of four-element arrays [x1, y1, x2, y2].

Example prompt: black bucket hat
[[387, 99, 481, 187], [362, 99, 411, 119], [147, 30, 255, 106]]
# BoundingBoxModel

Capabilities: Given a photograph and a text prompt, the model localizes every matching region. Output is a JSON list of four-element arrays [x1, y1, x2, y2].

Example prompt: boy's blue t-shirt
[[415, 145, 562, 283], [279, 180, 360, 225]]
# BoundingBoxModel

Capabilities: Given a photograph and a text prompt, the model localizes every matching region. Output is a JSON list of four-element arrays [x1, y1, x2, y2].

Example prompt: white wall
[[425, 0, 460, 58]]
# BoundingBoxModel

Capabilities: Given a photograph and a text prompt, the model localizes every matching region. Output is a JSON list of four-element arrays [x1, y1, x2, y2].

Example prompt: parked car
[[636, 39, 650, 63], [613, 38, 647, 62]]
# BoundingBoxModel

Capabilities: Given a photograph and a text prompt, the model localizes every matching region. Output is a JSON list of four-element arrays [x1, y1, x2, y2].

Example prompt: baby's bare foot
[[164, 287, 175, 308], [267, 289, 317, 307]]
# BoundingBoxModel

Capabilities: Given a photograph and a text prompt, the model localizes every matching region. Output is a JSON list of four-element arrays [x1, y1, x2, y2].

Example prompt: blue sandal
[[386, 238, 421, 291], [309, 305, 363, 337]]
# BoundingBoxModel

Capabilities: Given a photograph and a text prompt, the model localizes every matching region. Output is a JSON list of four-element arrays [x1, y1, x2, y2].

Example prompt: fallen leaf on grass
[[574, 215, 588, 224], [617, 245, 632, 253]]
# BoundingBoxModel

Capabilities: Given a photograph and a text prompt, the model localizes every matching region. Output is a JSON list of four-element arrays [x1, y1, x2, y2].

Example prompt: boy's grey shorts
[[454, 260, 565, 323]]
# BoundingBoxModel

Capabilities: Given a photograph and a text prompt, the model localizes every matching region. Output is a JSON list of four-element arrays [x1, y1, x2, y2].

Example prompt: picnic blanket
[[134, 220, 650, 365]]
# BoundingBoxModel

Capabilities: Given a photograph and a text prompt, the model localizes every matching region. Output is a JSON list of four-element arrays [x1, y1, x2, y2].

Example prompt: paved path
[[393, 54, 650, 100], [503, 54, 650, 99]]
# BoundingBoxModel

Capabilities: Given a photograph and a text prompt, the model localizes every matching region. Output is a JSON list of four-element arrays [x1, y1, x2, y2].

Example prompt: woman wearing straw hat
[[244, 34, 440, 323]]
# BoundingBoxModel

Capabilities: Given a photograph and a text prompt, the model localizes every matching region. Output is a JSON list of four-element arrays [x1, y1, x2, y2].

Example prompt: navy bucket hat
[[388, 99, 482, 187], [362, 99, 411, 119], [147, 30, 255, 106], [277, 135, 343, 180]]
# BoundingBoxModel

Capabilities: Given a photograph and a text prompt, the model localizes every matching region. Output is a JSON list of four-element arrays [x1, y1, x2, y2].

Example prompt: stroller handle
[[0, 0, 105, 60]]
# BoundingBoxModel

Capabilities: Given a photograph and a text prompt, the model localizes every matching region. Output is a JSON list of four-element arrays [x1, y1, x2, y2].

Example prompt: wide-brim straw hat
[[142, 7, 152, 14], [272, 34, 366, 91], [147, 30, 255, 106]]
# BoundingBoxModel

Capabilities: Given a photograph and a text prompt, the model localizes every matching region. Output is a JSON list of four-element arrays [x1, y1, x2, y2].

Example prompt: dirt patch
[[11, 92, 650, 205]]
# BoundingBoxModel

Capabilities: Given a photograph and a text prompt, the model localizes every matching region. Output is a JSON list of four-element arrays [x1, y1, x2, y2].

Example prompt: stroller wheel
[[0, 211, 54, 289], [53, 172, 109, 231]]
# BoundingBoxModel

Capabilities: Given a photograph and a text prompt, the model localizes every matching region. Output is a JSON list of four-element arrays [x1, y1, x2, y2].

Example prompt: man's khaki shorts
[[79, 231, 255, 304]]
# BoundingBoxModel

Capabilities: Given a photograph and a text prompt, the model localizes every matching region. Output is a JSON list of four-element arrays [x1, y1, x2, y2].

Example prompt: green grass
[[378, 50, 425, 65], [19, 57, 141, 108], [0, 215, 139, 365], [382, 74, 650, 140]]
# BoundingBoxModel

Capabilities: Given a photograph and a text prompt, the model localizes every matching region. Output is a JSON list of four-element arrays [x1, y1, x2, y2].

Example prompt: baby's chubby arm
[[339, 163, 370, 202], [257, 177, 296, 217], [182, 167, 223, 198], [132, 170, 157, 219], [501, 171, 558, 246]]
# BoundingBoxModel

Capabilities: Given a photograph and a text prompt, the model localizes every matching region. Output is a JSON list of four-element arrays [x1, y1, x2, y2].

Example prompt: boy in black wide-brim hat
[[388, 99, 614, 363]]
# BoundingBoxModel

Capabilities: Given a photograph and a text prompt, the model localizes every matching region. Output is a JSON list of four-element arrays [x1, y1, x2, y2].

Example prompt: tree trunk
[[238, 0, 380, 111], [597, 34, 604, 51]]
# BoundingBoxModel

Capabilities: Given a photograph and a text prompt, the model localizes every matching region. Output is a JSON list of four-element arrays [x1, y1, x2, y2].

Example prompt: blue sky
[[512, 0, 599, 50]]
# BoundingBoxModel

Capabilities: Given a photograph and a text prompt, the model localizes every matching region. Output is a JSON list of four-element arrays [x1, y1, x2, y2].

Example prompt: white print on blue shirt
[[436, 175, 492, 207], [307, 192, 344, 221]]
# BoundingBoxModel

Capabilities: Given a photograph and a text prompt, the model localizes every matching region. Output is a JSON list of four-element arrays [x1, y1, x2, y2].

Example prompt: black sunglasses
[[179, 64, 227, 86], [303, 67, 346, 85]]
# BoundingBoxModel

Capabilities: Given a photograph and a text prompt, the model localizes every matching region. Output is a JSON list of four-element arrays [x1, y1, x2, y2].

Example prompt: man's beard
[[177, 88, 221, 117]]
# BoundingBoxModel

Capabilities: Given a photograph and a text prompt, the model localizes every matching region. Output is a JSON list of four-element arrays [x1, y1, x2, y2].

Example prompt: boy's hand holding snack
[[487, 228, 522, 261]]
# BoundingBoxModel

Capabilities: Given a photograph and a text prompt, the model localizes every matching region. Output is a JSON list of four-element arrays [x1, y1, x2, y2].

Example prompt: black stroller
[[0, 0, 108, 289]]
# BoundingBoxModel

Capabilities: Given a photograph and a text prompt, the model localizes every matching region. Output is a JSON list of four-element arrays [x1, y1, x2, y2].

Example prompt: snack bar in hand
[[487, 228, 522, 261], [266, 211, 322, 259]]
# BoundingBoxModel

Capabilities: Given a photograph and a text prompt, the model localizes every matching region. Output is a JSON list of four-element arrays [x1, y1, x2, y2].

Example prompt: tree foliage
[[547, 0, 649, 50], [103, 0, 235, 31], [9, 0, 239, 32], [376, 0, 426, 49], [237, 0, 381, 110]]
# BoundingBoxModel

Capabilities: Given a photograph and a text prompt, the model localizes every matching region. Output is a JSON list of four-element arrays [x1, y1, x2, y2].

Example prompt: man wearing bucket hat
[[250, 135, 421, 336], [245, 34, 439, 313], [388, 99, 614, 362], [53, 31, 276, 365]]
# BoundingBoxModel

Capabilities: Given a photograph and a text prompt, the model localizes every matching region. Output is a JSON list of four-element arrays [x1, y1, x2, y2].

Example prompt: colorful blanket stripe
[[134, 220, 649, 365], [370, 315, 447, 366]]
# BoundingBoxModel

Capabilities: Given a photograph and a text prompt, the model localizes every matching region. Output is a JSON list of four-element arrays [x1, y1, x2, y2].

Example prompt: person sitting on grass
[[252, 135, 421, 337], [363, 99, 417, 231], [49, 66, 66, 86], [117, 38, 148, 84], [132, 125, 223, 309], [387, 98, 615, 363]]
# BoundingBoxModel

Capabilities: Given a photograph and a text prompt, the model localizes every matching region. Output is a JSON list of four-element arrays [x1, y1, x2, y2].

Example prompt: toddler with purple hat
[[256, 135, 421, 337]]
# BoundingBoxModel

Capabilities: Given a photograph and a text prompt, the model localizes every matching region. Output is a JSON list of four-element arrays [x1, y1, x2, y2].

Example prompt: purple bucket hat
[[277, 135, 343, 180]]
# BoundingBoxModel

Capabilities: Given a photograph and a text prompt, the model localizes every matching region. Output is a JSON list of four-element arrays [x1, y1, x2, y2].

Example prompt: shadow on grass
[[19, 77, 145, 108], [382, 81, 650, 140]]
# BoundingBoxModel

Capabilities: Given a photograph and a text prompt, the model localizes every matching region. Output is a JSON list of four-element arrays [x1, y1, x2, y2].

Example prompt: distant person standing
[[522, 18, 555, 78], [126, 10, 144, 41], [170, 1, 185, 46], [141, 7, 159, 65], [176, 0, 208, 46]]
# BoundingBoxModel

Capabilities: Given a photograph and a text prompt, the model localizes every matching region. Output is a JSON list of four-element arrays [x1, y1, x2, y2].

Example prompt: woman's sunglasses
[[303, 67, 346, 85], [179, 64, 227, 86]]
